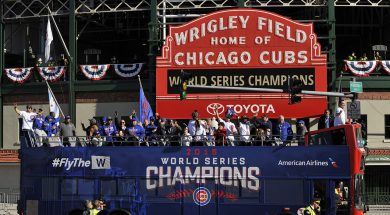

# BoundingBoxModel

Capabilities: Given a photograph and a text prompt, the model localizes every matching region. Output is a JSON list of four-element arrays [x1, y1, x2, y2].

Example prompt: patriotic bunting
[[344, 60, 377, 77], [380, 61, 390, 75], [80, 64, 110, 80], [3, 62, 148, 84], [113, 63, 144, 78], [4, 67, 33, 84], [38, 66, 66, 82]]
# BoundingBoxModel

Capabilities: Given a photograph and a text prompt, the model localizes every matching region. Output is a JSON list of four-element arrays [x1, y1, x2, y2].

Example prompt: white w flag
[[45, 18, 53, 63], [48, 88, 59, 118]]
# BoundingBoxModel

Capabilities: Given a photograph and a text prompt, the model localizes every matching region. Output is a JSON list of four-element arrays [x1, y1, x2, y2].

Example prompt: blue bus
[[18, 124, 367, 215]]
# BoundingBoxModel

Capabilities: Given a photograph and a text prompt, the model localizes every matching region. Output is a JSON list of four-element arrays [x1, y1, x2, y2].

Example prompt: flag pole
[[45, 80, 65, 117], [45, 6, 71, 61], [137, 75, 143, 89]]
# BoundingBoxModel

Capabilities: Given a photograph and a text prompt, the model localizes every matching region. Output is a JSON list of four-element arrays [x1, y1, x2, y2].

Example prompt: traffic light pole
[[187, 85, 354, 98]]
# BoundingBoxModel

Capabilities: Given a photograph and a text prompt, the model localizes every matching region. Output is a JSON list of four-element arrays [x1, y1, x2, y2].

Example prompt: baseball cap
[[89, 118, 97, 124], [65, 115, 71, 119], [298, 120, 305, 124], [107, 116, 112, 120], [262, 113, 269, 118], [150, 116, 155, 121]]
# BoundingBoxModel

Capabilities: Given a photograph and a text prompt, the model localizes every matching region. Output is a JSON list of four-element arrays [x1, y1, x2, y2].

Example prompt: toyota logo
[[206, 103, 224, 115]]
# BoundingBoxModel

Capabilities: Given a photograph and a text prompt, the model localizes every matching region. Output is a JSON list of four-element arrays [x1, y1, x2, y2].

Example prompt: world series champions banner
[[156, 9, 327, 119]]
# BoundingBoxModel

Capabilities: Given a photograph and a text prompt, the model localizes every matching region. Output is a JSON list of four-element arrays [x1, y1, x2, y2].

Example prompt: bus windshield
[[355, 127, 365, 148]]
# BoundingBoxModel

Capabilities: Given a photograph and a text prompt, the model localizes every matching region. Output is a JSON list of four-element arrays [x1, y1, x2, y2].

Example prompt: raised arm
[[14, 104, 21, 115]]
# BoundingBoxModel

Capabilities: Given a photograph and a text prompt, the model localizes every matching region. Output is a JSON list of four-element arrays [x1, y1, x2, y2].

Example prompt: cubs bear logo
[[193, 187, 211, 206]]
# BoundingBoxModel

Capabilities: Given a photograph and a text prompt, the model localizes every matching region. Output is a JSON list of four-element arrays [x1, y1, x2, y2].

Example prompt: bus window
[[78, 178, 94, 195], [354, 174, 365, 211], [61, 178, 77, 195], [264, 179, 304, 205], [335, 180, 350, 215], [101, 179, 117, 196], [42, 177, 59, 201], [309, 128, 346, 145]]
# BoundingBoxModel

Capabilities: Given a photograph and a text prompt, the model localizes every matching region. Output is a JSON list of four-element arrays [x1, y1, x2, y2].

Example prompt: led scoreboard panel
[[156, 9, 327, 119]]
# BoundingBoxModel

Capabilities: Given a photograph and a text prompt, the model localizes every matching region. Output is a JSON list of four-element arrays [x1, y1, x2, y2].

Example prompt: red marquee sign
[[156, 9, 327, 119]]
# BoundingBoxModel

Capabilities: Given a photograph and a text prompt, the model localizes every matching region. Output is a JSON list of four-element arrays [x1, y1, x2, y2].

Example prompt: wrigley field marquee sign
[[156, 9, 327, 119]]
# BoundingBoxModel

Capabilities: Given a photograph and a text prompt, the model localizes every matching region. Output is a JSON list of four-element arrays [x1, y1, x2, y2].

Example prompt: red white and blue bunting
[[344, 60, 377, 77], [4, 67, 33, 84], [38, 66, 66, 82], [113, 63, 144, 78], [380, 61, 390, 75], [80, 64, 110, 80]]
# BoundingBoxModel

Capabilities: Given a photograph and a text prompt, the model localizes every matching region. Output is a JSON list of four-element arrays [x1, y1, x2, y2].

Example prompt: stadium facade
[[0, 0, 390, 206]]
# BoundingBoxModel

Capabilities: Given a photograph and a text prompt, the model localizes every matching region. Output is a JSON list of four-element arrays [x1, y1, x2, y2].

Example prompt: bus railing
[[0, 192, 19, 205], [22, 134, 305, 148]]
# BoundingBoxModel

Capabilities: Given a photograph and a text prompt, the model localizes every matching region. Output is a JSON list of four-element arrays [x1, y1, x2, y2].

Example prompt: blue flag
[[139, 86, 154, 123]]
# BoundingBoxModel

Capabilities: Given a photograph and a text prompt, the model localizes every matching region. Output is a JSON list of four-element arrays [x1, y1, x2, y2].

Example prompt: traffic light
[[179, 70, 192, 100], [289, 78, 303, 104]]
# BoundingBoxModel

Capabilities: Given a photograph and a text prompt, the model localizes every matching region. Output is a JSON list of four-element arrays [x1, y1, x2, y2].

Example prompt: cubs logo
[[193, 187, 211, 206]]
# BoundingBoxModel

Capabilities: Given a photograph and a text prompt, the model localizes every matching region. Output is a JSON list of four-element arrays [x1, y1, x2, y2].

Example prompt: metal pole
[[68, 1, 76, 123], [0, 4, 4, 148], [45, 80, 65, 117], [328, 0, 337, 110], [187, 85, 352, 98], [148, 0, 158, 109], [45, 7, 71, 61]]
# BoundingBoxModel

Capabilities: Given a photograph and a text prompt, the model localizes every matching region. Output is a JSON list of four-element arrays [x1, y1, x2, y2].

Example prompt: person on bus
[[303, 198, 321, 215], [102, 116, 118, 146], [296, 120, 308, 146], [88, 199, 100, 215], [318, 109, 334, 130], [33, 108, 47, 147], [82, 200, 93, 215], [14, 104, 37, 147], [334, 100, 346, 126], [59, 115, 76, 147], [238, 115, 251, 146], [214, 122, 227, 146], [274, 115, 293, 144], [81, 118, 101, 146], [335, 181, 344, 206], [216, 107, 238, 146]]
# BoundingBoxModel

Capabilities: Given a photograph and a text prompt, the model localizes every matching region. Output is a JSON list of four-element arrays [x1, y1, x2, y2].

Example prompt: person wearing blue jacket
[[33, 109, 46, 146], [102, 116, 118, 144], [273, 115, 293, 144]]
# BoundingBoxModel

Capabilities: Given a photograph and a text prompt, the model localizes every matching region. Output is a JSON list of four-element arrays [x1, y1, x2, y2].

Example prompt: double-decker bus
[[18, 123, 367, 215]]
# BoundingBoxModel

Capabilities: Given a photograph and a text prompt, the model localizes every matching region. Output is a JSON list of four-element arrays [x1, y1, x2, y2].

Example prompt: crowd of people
[[14, 104, 76, 147], [82, 199, 106, 215], [348, 51, 383, 61], [14, 99, 348, 147]]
